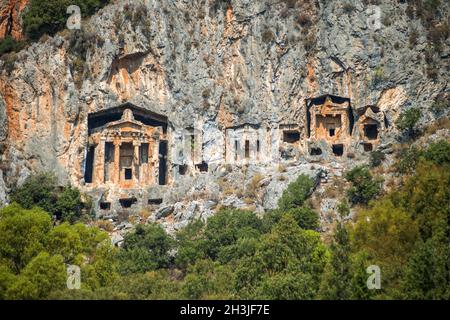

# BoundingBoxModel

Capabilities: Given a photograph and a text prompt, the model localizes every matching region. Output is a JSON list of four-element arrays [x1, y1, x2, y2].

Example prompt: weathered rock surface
[[0, 0, 448, 235], [0, 0, 28, 40]]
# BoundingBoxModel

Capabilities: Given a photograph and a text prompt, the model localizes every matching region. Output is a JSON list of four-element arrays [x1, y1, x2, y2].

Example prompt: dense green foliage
[[10, 173, 88, 222], [369, 150, 386, 167], [1, 141, 449, 300], [0, 36, 26, 56], [345, 166, 383, 205], [0, 204, 116, 299], [278, 174, 314, 210], [395, 139, 450, 174], [276, 174, 319, 230], [23, 0, 110, 40], [118, 224, 174, 275], [395, 107, 421, 136]]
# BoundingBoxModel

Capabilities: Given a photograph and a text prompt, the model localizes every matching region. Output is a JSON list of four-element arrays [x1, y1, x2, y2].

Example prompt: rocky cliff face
[[0, 0, 448, 235], [0, 0, 28, 40]]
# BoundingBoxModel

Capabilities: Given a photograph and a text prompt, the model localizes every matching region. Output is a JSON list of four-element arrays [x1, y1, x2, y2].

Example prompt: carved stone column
[[93, 138, 105, 185], [133, 141, 140, 183], [114, 140, 121, 183]]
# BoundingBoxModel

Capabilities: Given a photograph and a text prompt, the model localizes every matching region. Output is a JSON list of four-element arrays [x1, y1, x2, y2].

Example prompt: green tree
[[203, 209, 264, 260], [10, 173, 57, 215], [182, 259, 235, 299], [395, 107, 421, 136], [235, 214, 329, 299], [370, 150, 386, 167], [318, 222, 353, 299], [278, 174, 315, 210], [395, 146, 421, 174], [423, 140, 450, 166], [0, 204, 52, 272], [0, 35, 26, 55], [55, 186, 83, 222], [175, 220, 207, 269], [5, 252, 66, 299], [23, 0, 110, 40], [0, 265, 16, 299], [285, 206, 319, 230], [350, 199, 419, 298], [392, 162, 449, 240], [402, 237, 450, 299], [118, 224, 173, 274], [0, 203, 116, 299], [10, 173, 86, 223], [346, 166, 383, 205]]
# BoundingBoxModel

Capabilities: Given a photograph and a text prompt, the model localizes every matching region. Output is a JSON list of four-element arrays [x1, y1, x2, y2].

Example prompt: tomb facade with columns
[[84, 108, 167, 188]]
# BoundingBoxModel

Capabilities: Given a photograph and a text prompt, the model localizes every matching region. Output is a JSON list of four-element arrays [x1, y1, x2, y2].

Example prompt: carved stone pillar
[[114, 140, 121, 183], [153, 138, 160, 185], [133, 141, 140, 183], [93, 138, 105, 185]]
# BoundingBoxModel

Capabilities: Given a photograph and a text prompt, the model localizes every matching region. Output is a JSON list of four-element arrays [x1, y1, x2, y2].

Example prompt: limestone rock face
[[0, 0, 28, 40], [0, 0, 448, 233]]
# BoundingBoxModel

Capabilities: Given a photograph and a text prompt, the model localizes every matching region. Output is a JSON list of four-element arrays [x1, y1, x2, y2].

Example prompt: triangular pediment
[[105, 120, 144, 131]]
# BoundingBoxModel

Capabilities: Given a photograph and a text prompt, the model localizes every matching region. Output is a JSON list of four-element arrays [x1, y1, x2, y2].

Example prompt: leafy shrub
[[286, 206, 319, 230], [0, 203, 115, 299], [10, 173, 86, 222], [55, 186, 83, 223], [395, 146, 421, 174], [22, 0, 110, 41], [370, 150, 386, 167], [118, 224, 174, 274], [395, 140, 450, 174], [278, 174, 315, 211], [0, 36, 26, 56], [430, 95, 448, 116], [423, 140, 450, 167], [203, 209, 264, 260], [372, 66, 385, 86], [346, 166, 383, 205], [10, 173, 58, 214], [395, 107, 421, 136], [2, 53, 18, 74]]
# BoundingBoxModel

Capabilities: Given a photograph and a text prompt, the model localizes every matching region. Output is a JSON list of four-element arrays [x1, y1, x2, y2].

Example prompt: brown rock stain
[[0, 0, 28, 40]]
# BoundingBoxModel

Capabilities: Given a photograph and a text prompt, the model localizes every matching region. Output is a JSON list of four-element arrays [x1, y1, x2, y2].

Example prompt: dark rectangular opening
[[148, 198, 163, 205], [310, 147, 322, 156], [245, 140, 250, 158], [120, 142, 133, 168], [329, 128, 335, 137], [159, 140, 168, 185], [257, 140, 260, 153], [139, 143, 149, 163], [283, 131, 300, 143], [105, 142, 115, 163], [196, 161, 208, 172], [363, 143, 373, 152], [120, 197, 137, 208], [179, 164, 188, 175], [332, 144, 344, 156], [190, 134, 195, 160], [84, 145, 95, 183], [124, 168, 132, 180], [364, 124, 378, 140], [234, 140, 239, 160], [100, 202, 111, 210]]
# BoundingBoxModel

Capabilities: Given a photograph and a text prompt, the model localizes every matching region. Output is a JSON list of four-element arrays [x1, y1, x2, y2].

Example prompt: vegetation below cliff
[[1, 140, 448, 300]]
